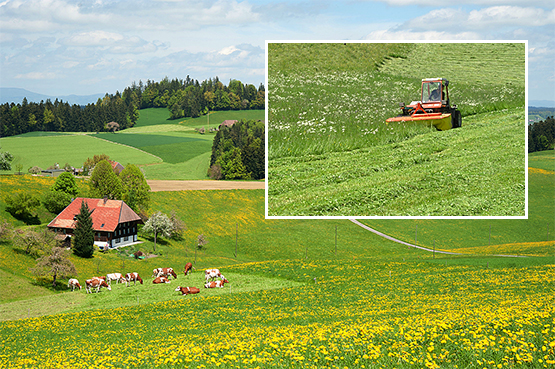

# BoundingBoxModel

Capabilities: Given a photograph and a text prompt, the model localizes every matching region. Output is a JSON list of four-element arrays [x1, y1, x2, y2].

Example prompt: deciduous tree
[[5, 192, 40, 222], [13, 228, 58, 258], [143, 211, 172, 251], [119, 164, 150, 213], [32, 246, 77, 288], [52, 172, 79, 197], [0, 147, 13, 171], [90, 160, 123, 199]]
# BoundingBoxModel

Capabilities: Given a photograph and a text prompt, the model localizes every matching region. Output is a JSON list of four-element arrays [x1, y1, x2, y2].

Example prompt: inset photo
[[266, 41, 527, 218]]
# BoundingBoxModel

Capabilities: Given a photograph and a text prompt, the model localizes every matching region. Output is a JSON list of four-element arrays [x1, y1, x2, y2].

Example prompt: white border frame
[[265, 40, 528, 220]]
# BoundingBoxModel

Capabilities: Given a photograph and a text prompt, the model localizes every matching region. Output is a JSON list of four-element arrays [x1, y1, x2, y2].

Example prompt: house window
[[115, 238, 121, 243], [124, 236, 128, 242]]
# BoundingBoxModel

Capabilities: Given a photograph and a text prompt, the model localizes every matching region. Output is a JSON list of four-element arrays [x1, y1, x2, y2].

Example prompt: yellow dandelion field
[[1, 260, 553, 369]]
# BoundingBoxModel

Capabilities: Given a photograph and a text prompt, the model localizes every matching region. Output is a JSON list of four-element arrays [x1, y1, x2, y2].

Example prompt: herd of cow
[[67, 262, 229, 296]]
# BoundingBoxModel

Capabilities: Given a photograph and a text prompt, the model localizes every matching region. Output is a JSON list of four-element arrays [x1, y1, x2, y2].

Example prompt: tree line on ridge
[[0, 76, 265, 137]]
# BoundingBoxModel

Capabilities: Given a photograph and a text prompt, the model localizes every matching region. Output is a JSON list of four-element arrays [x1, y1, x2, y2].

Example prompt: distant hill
[[529, 106, 555, 124], [529, 100, 555, 108], [0, 87, 104, 106]]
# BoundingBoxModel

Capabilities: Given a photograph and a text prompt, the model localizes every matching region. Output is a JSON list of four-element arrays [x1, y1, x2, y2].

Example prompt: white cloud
[[373, 0, 554, 7], [219, 45, 239, 55], [380, 6, 555, 34], [64, 31, 124, 47], [364, 30, 481, 40], [15, 71, 56, 80]]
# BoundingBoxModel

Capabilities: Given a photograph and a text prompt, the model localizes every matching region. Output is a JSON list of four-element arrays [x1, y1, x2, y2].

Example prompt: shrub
[[42, 190, 72, 214], [28, 166, 42, 174]]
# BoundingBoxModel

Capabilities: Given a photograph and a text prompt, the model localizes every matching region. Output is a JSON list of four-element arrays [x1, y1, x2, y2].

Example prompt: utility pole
[[415, 225, 418, 244], [335, 226, 338, 255]]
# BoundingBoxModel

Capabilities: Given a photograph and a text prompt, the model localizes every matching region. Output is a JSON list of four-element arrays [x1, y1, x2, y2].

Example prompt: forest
[[209, 119, 265, 180], [528, 116, 555, 153], [0, 76, 265, 137]]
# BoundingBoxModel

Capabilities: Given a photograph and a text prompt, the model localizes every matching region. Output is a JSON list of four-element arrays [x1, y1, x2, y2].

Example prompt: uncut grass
[[94, 132, 213, 164], [140, 151, 211, 180], [1, 259, 553, 369], [268, 43, 524, 161]]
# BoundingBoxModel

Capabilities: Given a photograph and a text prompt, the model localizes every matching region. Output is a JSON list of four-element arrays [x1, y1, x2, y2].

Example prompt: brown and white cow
[[106, 273, 127, 286], [175, 286, 200, 295], [204, 278, 228, 288], [85, 278, 112, 293], [155, 267, 177, 280], [184, 262, 195, 276], [125, 272, 143, 285], [152, 276, 171, 284], [204, 268, 227, 282], [68, 278, 81, 291]]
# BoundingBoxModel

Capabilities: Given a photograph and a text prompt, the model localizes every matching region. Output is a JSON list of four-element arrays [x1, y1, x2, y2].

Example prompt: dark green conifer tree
[[73, 201, 94, 258]]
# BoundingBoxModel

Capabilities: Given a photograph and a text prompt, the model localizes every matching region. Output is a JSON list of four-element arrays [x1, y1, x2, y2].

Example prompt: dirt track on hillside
[[147, 180, 265, 192]]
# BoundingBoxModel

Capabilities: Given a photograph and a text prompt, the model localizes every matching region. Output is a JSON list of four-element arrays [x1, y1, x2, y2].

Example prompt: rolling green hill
[[0, 152, 553, 368], [0, 107, 265, 180]]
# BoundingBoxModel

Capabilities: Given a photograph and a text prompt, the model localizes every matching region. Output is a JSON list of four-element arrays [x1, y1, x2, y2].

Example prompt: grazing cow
[[125, 272, 143, 285], [204, 279, 228, 288], [85, 279, 112, 293], [204, 268, 227, 282], [155, 267, 177, 280], [152, 268, 162, 278], [68, 278, 81, 291], [175, 286, 200, 295], [184, 262, 195, 276], [106, 273, 127, 286], [152, 276, 171, 284]]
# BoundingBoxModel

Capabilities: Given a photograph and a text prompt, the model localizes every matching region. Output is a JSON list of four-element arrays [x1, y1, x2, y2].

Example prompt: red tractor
[[386, 78, 462, 131]]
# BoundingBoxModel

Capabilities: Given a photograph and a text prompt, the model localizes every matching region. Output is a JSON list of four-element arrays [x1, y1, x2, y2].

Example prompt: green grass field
[[0, 151, 553, 368], [0, 107, 264, 180], [0, 134, 162, 173], [267, 42, 526, 216]]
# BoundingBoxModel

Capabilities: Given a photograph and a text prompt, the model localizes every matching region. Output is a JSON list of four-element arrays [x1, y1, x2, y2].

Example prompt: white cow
[[204, 268, 226, 282], [204, 279, 228, 288], [68, 278, 81, 291], [85, 279, 112, 293], [106, 273, 127, 286]]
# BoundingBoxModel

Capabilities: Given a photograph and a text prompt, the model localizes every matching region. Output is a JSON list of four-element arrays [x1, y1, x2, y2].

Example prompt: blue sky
[[1, 0, 553, 101]]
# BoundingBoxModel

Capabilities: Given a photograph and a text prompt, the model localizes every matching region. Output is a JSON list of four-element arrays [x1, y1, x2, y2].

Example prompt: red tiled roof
[[47, 198, 141, 232], [219, 120, 237, 127]]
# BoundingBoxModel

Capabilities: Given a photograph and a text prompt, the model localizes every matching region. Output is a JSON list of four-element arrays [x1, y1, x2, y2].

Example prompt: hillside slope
[[267, 42, 525, 216]]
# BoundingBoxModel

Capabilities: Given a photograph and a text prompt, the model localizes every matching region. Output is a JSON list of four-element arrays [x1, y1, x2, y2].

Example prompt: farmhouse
[[219, 120, 237, 129], [47, 197, 143, 250]]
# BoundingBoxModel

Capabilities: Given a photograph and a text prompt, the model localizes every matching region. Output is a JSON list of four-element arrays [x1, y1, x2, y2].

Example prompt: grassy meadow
[[267, 42, 526, 216], [0, 149, 554, 367], [0, 107, 264, 180]]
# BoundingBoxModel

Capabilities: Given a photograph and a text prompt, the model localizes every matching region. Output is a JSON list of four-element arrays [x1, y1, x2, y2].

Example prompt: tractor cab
[[387, 77, 461, 131], [421, 78, 449, 108]]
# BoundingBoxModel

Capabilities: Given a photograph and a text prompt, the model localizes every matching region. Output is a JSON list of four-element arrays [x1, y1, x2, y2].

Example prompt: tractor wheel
[[451, 109, 462, 128]]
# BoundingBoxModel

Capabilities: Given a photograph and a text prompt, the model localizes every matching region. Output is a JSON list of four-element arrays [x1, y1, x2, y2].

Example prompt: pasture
[[267, 43, 526, 216], [0, 107, 264, 180], [0, 145, 552, 368]]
